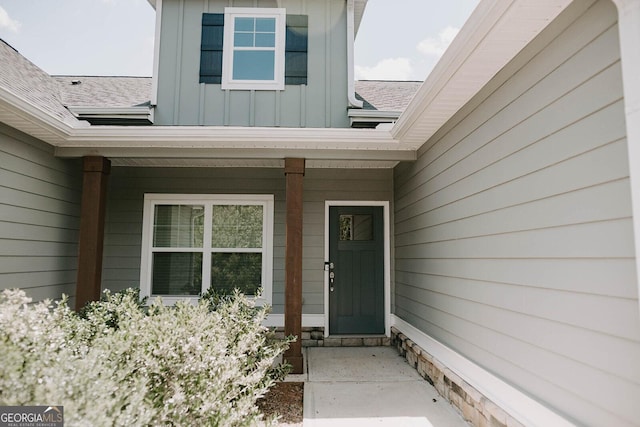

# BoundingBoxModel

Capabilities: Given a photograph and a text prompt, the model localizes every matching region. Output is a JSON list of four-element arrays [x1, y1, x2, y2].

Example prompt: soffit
[[146, 0, 367, 33], [392, 0, 573, 150]]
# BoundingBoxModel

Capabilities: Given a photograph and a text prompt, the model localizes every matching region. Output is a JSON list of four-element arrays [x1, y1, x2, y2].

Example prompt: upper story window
[[200, 10, 308, 90], [222, 8, 285, 90]]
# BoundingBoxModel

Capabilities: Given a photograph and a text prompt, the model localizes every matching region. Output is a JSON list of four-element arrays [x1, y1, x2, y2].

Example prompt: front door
[[328, 206, 384, 334]]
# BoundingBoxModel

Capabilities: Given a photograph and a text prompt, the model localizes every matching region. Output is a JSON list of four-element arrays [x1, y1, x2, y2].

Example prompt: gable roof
[[52, 77, 419, 114], [54, 76, 152, 108], [0, 0, 576, 164], [0, 39, 79, 129], [355, 81, 422, 112]]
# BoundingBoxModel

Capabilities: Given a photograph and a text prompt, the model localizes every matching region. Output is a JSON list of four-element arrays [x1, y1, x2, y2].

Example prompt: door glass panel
[[339, 214, 373, 241]]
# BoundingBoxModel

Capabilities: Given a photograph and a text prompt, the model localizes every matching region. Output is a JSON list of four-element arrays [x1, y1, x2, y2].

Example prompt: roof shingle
[[0, 39, 78, 126]]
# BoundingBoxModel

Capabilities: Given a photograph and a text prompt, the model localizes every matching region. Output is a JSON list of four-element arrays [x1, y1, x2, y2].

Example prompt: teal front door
[[329, 206, 385, 335]]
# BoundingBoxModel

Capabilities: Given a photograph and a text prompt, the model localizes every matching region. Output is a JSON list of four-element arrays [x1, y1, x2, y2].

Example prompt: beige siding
[[0, 124, 81, 303], [103, 167, 391, 315], [393, 1, 640, 426]]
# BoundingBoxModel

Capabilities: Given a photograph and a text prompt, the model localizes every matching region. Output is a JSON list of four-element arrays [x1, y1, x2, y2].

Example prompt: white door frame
[[324, 201, 391, 337]]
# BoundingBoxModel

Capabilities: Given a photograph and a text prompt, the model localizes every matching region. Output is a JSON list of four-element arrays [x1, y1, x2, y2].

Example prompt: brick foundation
[[391, 327, 524, 427]]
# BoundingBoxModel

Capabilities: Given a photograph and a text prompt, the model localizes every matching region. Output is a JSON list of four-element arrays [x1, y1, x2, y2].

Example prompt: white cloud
[[355, 57, 413, 81], [0, 6, 21, 33], [417, 26, 459, 57]]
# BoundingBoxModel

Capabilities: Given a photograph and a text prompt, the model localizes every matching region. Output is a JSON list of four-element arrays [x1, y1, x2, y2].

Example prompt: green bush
[[0, 288, 292, 426]]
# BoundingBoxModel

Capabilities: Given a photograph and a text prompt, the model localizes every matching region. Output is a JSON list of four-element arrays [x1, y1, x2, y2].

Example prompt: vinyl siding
[[102, 167, 391, 315], [0, 123, 81, 303], [155, 0, 348, 128], [393, 1, 640, 426]]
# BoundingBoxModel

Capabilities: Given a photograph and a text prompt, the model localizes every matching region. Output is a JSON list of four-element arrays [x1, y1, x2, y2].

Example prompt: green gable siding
[[155, 0, 349, 127]]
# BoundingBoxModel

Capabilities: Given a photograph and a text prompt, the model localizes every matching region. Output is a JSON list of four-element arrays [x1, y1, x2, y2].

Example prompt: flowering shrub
[[0, 288, 292, 426]]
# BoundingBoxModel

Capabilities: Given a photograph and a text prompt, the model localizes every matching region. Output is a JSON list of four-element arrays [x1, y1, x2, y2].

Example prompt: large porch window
[[140, 194, 274, 305]]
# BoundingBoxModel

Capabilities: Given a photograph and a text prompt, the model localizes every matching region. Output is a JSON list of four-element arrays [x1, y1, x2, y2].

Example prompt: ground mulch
[[258, 381, 304, 426]]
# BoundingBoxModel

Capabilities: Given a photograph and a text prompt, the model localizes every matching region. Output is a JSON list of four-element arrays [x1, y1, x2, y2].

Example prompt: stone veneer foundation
[[272, 327, 391, 347], [391, 327, 525, 427]]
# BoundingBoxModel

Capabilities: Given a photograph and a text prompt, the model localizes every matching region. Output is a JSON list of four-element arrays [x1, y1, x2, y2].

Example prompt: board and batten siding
[[155, 0, 348, 128], [393, 1, 640, 426], [102, 167, 391, 316], [0, 123, 81, 303]]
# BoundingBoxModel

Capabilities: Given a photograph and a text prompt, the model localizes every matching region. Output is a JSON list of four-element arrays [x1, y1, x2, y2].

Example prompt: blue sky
[[0, 0, 478, 81]]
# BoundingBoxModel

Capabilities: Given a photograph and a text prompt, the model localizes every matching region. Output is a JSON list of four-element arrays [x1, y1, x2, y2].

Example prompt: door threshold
[[327, 335, 388, 338]]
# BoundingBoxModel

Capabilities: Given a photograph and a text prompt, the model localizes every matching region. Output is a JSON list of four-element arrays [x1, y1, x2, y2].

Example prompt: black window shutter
[[200, 13, 224, 84], [200, 13, 307, 86], [285, 15, 308, 85]]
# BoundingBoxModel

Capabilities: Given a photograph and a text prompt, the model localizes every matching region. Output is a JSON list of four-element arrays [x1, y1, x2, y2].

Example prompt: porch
[[301, 346, 468, 427]]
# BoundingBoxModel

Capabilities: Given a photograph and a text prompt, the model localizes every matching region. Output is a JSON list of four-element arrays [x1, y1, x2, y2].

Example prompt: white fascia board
[[353, 0, 368, 36], [349, 109, 401, 121], [55, 146, 415, 162], [68, 106, 152, 116], [61, 126, 396, 146], [67, 106, 153, 123], [0, 86, 81, 144], [611, 0, 640, 325], [392, 0, 572, 149], [55, 126, 415, 161]]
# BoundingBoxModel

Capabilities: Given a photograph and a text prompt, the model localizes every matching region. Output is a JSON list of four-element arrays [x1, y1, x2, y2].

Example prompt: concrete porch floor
[[290, 346, 469, 427]]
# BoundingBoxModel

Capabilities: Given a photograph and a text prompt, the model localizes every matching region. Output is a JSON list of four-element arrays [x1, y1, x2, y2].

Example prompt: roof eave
[[392, 0, 573, 150], [0, 86, 83, 145], [54, 126, 415, 161]]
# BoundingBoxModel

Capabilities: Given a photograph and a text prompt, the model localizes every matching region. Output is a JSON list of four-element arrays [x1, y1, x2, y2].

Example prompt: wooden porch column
[[75, 156, 111, 311], [283, 158, 305, 374]]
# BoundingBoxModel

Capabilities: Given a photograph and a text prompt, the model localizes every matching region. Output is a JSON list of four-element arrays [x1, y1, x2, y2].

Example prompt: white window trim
[[140, 194, 274, 306], [221, 7, 286, 91]]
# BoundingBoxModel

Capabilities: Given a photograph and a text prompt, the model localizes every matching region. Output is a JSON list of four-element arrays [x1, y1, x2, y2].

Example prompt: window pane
[[339, 214, 373, 241], [212, 205, 263, 248], [255, 33, 275, 47], [232, 51, 275, 80], [152, 252, 202, 295], [235, 17, 254, 32], [153, 205, 204, 247], [255, 18, 275, 32], [234, 32, 254, 47], [211, 253, 261, 295]]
